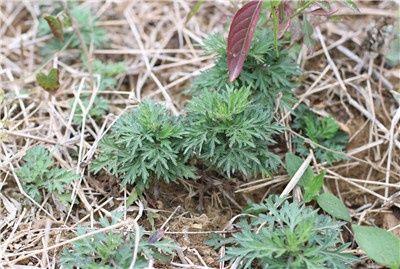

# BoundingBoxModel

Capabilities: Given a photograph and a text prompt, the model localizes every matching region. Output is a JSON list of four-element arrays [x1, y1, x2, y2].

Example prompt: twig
[[280, 152, 313, 197]]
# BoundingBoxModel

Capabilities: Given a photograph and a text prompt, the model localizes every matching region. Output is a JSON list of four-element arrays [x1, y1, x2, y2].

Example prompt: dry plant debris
[[0, 0, 399, 268]]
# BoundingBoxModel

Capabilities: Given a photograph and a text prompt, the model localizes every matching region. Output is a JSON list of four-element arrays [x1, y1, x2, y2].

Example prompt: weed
[[16, 146, 78, 205], [206, 195, 357, 268], [61, 214, 177, 269], [292, 105, 348, 164], [39, 5, 107, 57]]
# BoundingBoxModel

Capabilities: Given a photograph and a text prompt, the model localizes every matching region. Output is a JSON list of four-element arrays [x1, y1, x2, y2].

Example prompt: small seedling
[[206, 195, 357, 268], [92, 59, 126, 91], [292, 105, 348, 164], [39, 5, 107, 56], [60, 214, 177, 269], [73, 95, 109, 125], [16, 146, 78, 205], [386, 24, 400, 66]]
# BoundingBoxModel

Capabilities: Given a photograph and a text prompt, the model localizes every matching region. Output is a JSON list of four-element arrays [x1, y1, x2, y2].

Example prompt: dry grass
[[0, 0, 399, 268]]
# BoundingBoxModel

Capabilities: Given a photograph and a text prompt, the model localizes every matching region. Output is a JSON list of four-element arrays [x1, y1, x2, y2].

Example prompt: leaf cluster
[[60, 214, 177, 269], [183, 86, 281, 177], [206, 195, 357, 268], [91, 101, 195, 194], [191, 28, 300, 109], [16, 146, 78, 204], [292, 105, 348, 164]]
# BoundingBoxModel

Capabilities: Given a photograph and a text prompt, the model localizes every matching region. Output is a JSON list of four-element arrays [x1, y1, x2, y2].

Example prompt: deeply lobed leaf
[[61, 214, 177, 269], [207, 195, 357, 268], [16, 146, 78, 204], [183, 86, 281, 177], [292, 105, 348, 164], [91, 101, 195, 194]]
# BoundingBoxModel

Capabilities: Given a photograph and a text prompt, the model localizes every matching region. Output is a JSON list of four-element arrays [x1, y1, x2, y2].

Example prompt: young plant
[[292, 105, 348, 164], [191, 28, 300, 109], [183, 86, 281, 177], [93, 59, 127, 91], [60, 214, 177, 269], [91, 101, 195, 194], [206, 195, 357, 268], [16, 146, 78, 205], [39, 5, 107, 56]]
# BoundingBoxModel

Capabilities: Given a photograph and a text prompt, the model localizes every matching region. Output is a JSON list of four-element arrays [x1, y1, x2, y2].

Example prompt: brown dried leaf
[[44, 15, 64, 41]]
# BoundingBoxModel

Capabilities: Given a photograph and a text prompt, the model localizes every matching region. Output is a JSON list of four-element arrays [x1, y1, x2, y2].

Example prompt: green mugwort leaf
[[317, 192, 351, 221], [36, 68, 60, 91], [353, 225, 400, 268], [44, 15, 64, 41]]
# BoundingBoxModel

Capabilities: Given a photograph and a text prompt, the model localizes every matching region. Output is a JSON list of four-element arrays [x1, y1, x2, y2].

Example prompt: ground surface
[[0, 0, 399, 268]]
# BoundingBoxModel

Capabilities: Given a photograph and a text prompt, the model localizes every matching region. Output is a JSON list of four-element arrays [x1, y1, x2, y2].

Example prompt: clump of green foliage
[[292, 105, 348, 164], [206, 195, 356, 268], [61, 214, 177, 269], [39, 5, 107, 56], [93, 59, 127, 91], [191, 28, 300, 109], [73, 60, 126, 124], [16, 146, 78, 204], [183, 86, 281, 177], [91, 101, 195, 194]]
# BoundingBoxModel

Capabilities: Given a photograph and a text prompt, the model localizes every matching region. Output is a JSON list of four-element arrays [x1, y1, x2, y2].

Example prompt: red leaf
[[227, 0, 262, 82]]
